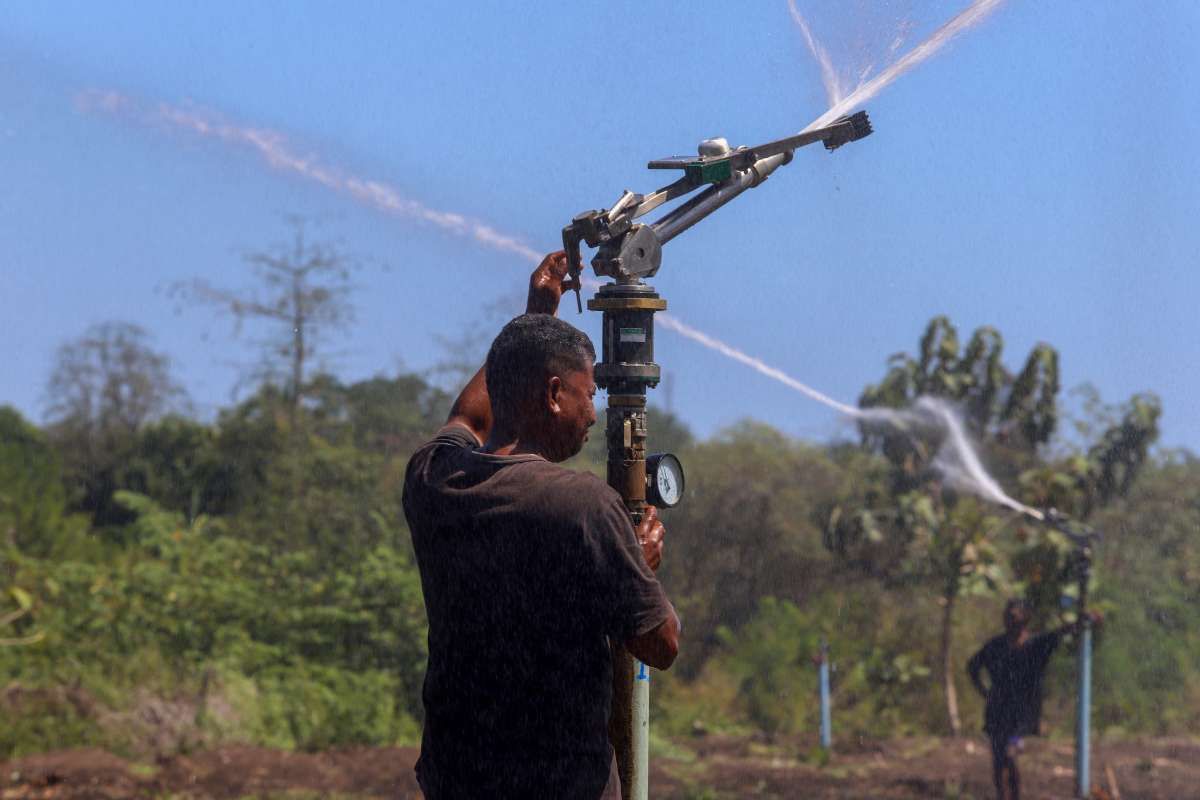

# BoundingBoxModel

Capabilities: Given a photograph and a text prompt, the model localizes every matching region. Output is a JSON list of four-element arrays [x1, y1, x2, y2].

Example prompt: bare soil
[[650, 734, 1200, 799], [2, 736, 1196, 799]]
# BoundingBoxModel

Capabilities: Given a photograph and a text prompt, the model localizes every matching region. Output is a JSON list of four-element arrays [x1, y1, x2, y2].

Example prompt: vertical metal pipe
[[589, 283, 665, 800], [1075, 552, 1093, 799], [1076, 622, 1092, 798], [1075, 551, 1093, 799], [608, 648, 636, 799], [818, 641, 832, 751]]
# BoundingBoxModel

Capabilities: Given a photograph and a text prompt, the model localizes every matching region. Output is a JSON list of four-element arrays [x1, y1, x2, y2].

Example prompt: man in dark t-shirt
[[402, 252, 679, 799], [968, 598, 1095, 800]]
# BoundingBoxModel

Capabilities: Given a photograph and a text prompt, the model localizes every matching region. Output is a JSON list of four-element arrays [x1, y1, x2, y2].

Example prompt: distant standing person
[[402, 251, 680, 799], [967, 598, 1097, 800]]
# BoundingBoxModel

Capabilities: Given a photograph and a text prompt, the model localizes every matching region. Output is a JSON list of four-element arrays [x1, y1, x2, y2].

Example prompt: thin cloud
[[76, 89, 544, 263]]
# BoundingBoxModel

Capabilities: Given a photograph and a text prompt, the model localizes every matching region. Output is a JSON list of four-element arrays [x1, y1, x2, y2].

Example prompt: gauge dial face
[[656, 464, 680, 505], [648, 453, 684, 508]]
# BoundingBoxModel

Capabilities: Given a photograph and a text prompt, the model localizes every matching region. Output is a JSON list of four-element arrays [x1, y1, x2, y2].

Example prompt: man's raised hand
[[526, 251, 579, 316]]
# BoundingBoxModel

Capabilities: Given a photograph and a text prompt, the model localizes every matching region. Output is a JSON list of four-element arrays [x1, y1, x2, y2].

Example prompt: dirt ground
[[2, 736, 1197, 799]]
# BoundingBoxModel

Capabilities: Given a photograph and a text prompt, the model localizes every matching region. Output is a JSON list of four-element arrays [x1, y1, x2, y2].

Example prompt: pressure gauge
[[646, 453, 685, 509]]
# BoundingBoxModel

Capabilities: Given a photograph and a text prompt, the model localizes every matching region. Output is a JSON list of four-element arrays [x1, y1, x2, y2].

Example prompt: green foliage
[[0, 685, 106, 757], [1, 363, 441, 758], [43, 322, 186, 530], [123, 416, 224, 521], [0, 406, 86, 557], [3, 314, 1193, 761], [843, 316, 1164, 736], [848, 318, 1064, 732], [246, 664, 420, 750], [657, 422, 842, 675], [713, 597, 819, 738]]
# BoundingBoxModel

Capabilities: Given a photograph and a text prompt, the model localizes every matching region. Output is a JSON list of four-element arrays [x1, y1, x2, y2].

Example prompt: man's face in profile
[[546, 363, 597, 462], [1004, 604, 1030, 635]]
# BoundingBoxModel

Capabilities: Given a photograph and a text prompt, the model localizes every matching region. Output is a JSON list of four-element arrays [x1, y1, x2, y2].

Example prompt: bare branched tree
[[44, 321, 185, 522], [176, 217, 356, 423], [46, 321, 184, 439]]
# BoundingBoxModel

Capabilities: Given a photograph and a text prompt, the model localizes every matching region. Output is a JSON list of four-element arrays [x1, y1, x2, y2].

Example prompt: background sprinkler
[[562, 111, 873, 800], [1022, 507, 1100, 798], [1043, 509, 1100, 798]]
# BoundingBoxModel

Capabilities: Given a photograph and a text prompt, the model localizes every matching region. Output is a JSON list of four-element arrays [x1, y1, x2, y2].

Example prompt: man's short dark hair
[[485, 314, 595, 422], [1004, 598, 1031, 623]]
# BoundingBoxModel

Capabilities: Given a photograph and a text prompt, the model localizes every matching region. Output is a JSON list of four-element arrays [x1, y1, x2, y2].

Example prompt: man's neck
[[1006, 629, 1030, 648], [481, 424, 549, 459]]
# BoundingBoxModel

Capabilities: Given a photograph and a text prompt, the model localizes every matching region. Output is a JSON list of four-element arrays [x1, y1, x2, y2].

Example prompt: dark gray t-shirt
[[969, 631, 1062, 737], [402, 424, 673, 799]]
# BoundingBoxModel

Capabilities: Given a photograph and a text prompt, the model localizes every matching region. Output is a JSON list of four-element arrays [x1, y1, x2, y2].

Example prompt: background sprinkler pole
[[1076, 544, 1094, 798], [1043, 508, 1099, 800], [817, 639, 833, 752], [588, 280, 666, 800]]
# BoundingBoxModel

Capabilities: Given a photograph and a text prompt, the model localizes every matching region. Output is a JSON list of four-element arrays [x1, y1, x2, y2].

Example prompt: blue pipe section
[[1076, 622, 1092, 798], [818, 642, 832, 751], [632, 659, 649, 800]]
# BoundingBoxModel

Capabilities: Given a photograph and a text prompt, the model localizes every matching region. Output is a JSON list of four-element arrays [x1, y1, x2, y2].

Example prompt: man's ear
[[545, 375, 565, 416]]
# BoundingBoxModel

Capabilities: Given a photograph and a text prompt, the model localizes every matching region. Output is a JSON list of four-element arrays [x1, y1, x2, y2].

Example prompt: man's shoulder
[[420, 423, 482, 453], [520, 463, 624, 517], [405, 423, 478, 470], [981, 635, 1007, 657]]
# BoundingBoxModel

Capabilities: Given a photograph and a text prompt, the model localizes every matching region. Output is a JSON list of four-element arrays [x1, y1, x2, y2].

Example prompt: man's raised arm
[[445, 251, 576, 444]]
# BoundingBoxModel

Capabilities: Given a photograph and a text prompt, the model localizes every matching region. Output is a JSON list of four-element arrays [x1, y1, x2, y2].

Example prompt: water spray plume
[[786, 0, 843, 107], [861, 398, 1045, 520], [78, 0, 1027, 519], [799, 0, 1006, 133], [654, 314, 861, 417], [648, 317, 1039, 520]]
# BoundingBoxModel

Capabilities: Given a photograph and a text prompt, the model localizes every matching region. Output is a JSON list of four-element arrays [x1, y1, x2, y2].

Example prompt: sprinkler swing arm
[[561, 110, 873, 310], [1024, 507, 1100, 596]]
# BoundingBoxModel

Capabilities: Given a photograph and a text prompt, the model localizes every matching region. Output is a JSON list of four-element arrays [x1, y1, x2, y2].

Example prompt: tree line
[[2, 223, 1197, 759]]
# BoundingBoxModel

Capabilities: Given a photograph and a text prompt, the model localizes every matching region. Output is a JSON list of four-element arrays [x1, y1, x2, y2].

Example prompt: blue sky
[[2, 1, 1197, 452]]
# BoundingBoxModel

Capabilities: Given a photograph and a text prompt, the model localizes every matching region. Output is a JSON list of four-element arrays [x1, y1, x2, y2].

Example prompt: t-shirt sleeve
[[581, 495, 674, 641], [402, 424, 481, 507], [405, 424, 480, 475], [430, 422, 482, 449]]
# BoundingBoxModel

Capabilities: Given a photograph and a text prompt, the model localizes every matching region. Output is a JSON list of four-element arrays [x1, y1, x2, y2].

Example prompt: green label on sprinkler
[[619, 327, 646, 343], [687, 160, 732, 184]]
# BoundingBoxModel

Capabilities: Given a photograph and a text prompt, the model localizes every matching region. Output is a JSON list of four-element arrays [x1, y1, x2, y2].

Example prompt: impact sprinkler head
[[1039, 507, 1100, 547], [823, 111, 873, 151]]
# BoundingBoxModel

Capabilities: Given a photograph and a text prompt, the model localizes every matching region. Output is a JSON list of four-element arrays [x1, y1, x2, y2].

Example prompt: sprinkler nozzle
[[824, 111, 873, 151]]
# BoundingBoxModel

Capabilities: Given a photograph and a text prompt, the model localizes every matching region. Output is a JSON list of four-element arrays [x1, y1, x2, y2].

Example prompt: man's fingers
[[550, 251, 570, 276], [539, 250, 571, 279]]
